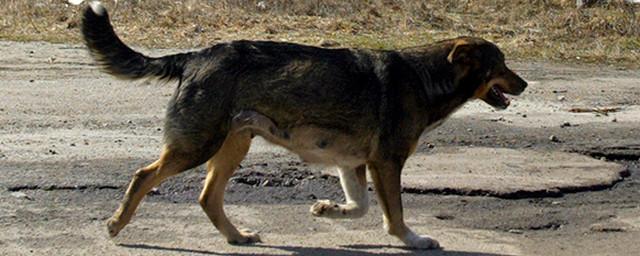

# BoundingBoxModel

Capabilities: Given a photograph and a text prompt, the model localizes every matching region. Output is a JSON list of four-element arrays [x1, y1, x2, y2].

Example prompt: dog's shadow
[[119, 243, 511, 256]]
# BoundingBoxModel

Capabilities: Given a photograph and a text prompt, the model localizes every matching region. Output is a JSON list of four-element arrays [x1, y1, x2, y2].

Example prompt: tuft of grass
[[0, 0, 638, 67]]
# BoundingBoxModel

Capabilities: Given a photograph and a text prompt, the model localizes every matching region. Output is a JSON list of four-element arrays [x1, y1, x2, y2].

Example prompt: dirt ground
[[0, 40, 639, 255]]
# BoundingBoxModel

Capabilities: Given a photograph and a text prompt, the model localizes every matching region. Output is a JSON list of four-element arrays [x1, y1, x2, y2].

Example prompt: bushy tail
[[81, 2, 189, 80]]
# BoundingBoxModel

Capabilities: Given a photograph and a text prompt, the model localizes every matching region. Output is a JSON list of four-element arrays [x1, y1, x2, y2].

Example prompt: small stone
[[560, 122, 571, 128], [29, 80, 35, 83], [521, 114, 527, 118], [466, 128, 473, 132], [319, 39, 339, 47], [11, 192, 33, 200], [148, 187, 160, 195], [611, 118, 617, 123], [557, 96, 566, 101], [426, 143, 435, 149], [549, 135, 560, 143], [508, 229, 524, 234]]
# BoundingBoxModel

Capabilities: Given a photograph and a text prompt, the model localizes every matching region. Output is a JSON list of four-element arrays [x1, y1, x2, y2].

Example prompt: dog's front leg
[[368, 160, 440, 250]]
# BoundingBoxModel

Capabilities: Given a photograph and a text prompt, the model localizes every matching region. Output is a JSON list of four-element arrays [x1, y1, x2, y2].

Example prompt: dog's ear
[[447, 42, 478, 64]]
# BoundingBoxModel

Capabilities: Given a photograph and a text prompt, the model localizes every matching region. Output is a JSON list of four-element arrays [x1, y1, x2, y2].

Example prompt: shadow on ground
[[119, 243, 510, 256]]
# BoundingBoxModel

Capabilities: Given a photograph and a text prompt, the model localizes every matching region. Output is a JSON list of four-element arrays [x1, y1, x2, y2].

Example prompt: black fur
[[81, 6, 190, 80]]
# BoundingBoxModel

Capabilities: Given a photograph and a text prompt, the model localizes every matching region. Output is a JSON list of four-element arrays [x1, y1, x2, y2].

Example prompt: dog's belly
[[231, 111, 369, 168]]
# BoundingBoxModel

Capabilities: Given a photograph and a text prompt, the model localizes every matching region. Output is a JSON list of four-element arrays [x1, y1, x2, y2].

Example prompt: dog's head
[[447, 37, 527, 109]]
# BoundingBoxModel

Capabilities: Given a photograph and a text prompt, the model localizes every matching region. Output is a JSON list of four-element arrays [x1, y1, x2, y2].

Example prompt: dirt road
[[1, 40, 639, 255]]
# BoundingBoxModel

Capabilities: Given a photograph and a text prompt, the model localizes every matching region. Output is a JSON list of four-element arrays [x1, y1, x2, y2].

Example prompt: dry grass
[[1, 0, 638, 67]]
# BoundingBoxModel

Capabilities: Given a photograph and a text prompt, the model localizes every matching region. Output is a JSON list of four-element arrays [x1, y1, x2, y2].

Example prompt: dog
[[82, 2, 527, 249]]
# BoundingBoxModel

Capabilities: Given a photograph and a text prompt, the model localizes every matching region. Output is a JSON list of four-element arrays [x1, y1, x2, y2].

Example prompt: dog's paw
[[403, 233, 441, 250], [310, 200, 340, 217], [106, 218, 122, 238], [227, 229, 262, 245]]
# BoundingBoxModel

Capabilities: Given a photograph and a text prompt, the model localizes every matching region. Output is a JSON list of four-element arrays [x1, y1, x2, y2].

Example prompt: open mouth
[[486, 86, 510, 109]]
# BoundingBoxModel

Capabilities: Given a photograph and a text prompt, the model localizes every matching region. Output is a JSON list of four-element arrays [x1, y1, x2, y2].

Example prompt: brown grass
[[0, 0, 638, 67]]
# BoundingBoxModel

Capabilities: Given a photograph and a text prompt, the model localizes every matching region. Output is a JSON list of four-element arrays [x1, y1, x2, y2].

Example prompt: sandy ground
[[0, 40, 639, 255]]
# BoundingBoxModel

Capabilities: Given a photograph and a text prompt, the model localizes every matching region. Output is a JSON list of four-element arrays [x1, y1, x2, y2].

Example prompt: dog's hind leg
[[368, 161, 440, 250], [199, 131, 260, 244], [106, 139, 224, 238], [310, 165, 369, 219]]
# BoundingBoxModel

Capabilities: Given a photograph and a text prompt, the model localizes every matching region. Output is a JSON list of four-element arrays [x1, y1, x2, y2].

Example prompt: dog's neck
[[399, 45, 476, 125]]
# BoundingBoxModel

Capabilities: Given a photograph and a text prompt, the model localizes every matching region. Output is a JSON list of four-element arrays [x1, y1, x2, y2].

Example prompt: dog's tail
[[81, 2, 189, 80]]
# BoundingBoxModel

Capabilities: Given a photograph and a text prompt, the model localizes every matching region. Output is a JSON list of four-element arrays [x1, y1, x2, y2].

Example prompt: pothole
[[400, 147, 629, 199], [573, 144, 640, 161]]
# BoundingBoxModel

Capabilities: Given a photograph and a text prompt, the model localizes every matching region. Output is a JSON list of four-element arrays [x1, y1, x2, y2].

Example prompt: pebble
[[611, 118, 617, 123], [549, 135, 560, 143], [11, 192, 33, 200], [319, 39, 339, 47], [560, 122, 571, 128], [148, 187, 160, 195], [557, 96, 566, 101], [508, 229, 524, 234]]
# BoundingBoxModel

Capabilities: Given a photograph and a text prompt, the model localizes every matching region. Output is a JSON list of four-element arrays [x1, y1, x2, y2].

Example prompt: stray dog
[[82, 2, 527, 249]]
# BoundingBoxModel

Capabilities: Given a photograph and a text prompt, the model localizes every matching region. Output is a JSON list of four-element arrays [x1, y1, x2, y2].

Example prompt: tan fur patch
[[473, 82, 493, 99]]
